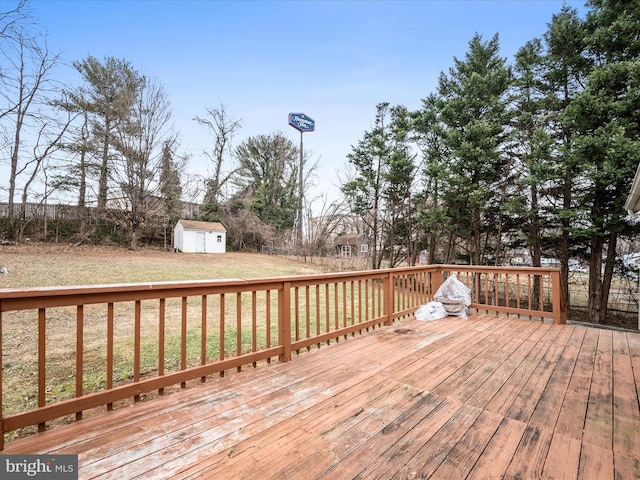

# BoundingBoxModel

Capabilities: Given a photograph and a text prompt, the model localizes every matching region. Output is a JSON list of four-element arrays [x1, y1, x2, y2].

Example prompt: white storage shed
[[174, 219, 227, 253]]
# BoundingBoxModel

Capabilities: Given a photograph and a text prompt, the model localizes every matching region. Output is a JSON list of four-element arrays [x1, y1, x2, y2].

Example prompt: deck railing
[[0, 264, 565, 448]]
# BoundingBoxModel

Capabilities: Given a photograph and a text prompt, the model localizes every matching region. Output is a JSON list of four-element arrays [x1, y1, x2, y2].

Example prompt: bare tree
[[0, 24, 63, 240], [17, 107, 74, 239], [193, 104, 241, 220], [304, 193, 347, 258], [0, 0, 29, 43], [111, 76, 174, 249]]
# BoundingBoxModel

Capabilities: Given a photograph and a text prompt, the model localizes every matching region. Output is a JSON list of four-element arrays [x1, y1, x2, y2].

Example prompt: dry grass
[[0, 243, 326, 288]]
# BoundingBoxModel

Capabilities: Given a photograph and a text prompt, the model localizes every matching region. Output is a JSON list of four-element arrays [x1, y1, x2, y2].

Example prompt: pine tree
[[566, 0, 640, 323], [159, 141, 183, 247], [234, 133, 299, 234], [342, 102, 392, 269], [71, 56, 142, 209], [383, 105, 417, 267], [543, 5, 590, 305], [435, 33, 512, 265]]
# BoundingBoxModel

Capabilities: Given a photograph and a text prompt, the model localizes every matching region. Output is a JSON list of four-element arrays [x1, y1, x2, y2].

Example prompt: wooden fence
[[0, 265, 565, 448]]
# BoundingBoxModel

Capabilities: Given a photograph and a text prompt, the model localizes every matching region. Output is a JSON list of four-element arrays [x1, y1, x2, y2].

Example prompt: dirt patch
[[569, 308, 638, 331]]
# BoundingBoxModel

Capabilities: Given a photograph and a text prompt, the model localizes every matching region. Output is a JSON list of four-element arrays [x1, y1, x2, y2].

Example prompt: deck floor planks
[[382, 321, 490, 384], [2, 313, 639, 480], [446, 321, 533, 405], [177, 376, 404, 478], [426, 408, 505, 480], [627, 331, 640, 402], [410, 334, 505, 394], [387, 403, 484, 479], [504, 324, 576, 423], [116, 320, 458, 479], [611, 331, 640, 459], [482, 323, 561, 417], [582, 329, 614, 450], [451, 322, 540, 408], [245, 384, 422, 480], [554, 326, 599, 440], [462, 322, 548, 411], [541, 432, 582, 480], [428, 318, 528, 398], [504, 424, 555, 480], [578, 441, 615, 480], [73, 354, 351, 460], [390, 322, 499, 392], [613, 451, 640, 480], [137, 376, 399, 478], [528, 326, 586, 431], [305, 392, 446, 480], [319, 396, 466, 480], [83, 362, 362, 477], [465, 416, 528, 479], [94, 326, 446, 479]]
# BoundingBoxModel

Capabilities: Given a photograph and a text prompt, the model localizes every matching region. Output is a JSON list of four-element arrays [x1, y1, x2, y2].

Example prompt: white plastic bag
[[415, 301, 447, 321], [434, 274, 471, 317]]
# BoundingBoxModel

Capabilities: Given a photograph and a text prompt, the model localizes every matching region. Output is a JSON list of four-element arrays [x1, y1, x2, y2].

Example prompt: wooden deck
[[3, 313, 640, 479]]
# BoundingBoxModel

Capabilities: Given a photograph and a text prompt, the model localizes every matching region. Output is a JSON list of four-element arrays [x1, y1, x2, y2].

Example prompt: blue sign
[[288, 113, 315, 132]]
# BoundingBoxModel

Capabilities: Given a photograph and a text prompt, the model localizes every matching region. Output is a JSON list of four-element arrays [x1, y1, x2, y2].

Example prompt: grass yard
[[0, 243, 325, 288]]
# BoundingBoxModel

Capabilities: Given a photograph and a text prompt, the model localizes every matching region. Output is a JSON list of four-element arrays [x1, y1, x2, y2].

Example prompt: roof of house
[[176, 219, 226, 231], [335, 233, 368, 244]]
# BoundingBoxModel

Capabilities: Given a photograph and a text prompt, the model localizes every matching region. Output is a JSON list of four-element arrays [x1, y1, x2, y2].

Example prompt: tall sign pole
[[288, 113, 315, 246]]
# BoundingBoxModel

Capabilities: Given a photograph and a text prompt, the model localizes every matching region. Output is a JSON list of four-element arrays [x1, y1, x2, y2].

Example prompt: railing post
[[279, 282, 292, 362], [385, 271, 394, 326], [431, 267, 444, 301], [551, 270, 566, 325], [38, 308, 46, 432]]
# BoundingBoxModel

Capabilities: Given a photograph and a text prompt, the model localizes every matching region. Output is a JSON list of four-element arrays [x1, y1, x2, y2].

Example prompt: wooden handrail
[[0, 264, 564, 448]]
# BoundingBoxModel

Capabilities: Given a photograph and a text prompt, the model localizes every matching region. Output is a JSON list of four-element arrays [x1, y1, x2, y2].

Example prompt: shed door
[[195, 231, 206, 253]]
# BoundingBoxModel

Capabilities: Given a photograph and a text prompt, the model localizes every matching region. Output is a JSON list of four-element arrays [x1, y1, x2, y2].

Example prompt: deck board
[[583, 329, 614, 450], [3, 313, 639, 480]]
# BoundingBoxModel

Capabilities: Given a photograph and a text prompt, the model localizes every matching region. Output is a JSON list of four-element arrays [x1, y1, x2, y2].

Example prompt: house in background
[[174, 219, 226, 253], [334, 233, 370, 258], [626, 162, 640, 215]]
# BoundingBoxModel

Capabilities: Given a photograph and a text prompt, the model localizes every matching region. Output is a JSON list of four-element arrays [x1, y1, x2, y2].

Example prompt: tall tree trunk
[[97, 120, 110, 209], [588, 233, 604, 324]]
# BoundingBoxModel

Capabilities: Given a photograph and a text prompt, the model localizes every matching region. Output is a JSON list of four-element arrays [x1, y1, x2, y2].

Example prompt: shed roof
[[177, 219, 226, 231]]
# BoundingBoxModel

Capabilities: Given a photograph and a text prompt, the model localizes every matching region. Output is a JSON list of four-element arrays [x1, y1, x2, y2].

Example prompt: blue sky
[[29, 0, 588, 207]]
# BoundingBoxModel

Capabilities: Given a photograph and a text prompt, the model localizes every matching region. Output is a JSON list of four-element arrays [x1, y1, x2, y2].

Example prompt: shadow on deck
[[3, 313, 640, 479]]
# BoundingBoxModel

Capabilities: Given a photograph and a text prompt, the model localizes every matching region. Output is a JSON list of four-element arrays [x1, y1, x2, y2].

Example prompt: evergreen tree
[[234, 132, 299, 233], [383, 105, 417, 267], [507, 38, 555, 270], [70, 56, 142, 209], [342, 102, 392, 269], [566, 0, 640, 323], [413, 93, 455, 263], [159, 141, 183, 244], [543, 5, 590, 305], [435, 33, 512, 265]]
